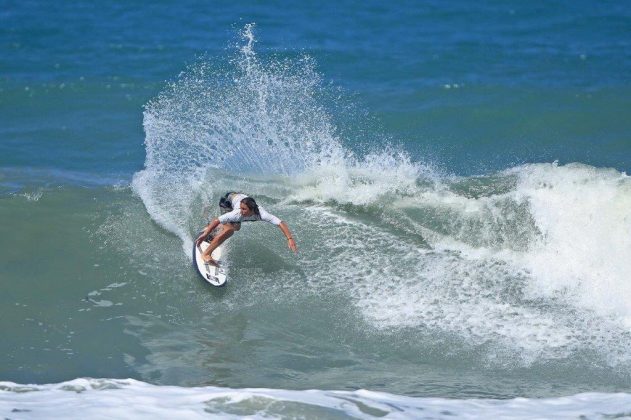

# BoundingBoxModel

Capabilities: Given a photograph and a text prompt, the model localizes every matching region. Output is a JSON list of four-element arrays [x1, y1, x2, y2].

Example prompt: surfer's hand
[[287, 238, 297, 253]]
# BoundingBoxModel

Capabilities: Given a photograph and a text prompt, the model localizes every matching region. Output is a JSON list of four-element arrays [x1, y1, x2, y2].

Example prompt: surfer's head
[[240, 197, 261, 218]]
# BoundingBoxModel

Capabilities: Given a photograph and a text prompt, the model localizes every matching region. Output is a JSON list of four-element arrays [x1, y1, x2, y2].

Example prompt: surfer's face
[[240, 202, 253, 216]]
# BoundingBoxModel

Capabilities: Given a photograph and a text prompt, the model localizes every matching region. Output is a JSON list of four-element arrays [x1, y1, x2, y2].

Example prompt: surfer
[[195, 192, 298, 266]]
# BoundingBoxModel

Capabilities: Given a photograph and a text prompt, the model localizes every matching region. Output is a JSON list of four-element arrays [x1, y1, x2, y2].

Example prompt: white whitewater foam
[[510, 162, 631, 325], [1, 378, 631, 419], [289, 162, 631, 368], [290, 148, 435, 206]]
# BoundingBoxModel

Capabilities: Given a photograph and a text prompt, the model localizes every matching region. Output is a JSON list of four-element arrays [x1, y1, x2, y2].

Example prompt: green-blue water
[[2, 1, 631, 416]]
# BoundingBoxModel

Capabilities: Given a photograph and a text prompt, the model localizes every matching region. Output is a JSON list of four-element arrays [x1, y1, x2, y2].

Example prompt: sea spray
[[132, 24, 346, 250]]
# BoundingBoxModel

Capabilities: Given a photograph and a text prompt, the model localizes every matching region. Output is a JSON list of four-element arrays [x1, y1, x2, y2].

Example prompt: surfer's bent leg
[[201, 223, 237, 262]]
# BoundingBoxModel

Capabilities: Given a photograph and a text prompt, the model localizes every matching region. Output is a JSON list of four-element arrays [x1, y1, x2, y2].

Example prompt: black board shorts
[[218, 192, 241, 227], [218, 191, 238, 213]]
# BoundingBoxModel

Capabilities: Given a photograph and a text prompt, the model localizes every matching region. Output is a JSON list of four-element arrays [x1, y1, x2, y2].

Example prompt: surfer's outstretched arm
[[278, 221, 298, 252]]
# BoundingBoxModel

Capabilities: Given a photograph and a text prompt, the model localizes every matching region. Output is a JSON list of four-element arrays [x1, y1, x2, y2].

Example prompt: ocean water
[[2, 1, 631, 418]]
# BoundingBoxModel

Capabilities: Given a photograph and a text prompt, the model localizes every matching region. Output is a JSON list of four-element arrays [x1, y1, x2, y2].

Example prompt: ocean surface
[[2, 1, 631, 418]]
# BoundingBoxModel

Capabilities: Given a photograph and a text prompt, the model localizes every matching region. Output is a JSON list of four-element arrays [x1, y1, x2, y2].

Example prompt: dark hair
[[241, 197, 261, 218]]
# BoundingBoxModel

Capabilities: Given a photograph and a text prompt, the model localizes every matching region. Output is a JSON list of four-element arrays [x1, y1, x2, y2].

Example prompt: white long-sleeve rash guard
[[217, 194, 282, 225]]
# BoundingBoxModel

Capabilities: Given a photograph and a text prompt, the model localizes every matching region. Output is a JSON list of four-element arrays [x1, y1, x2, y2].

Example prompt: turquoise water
[[2, 1, 631, 417]]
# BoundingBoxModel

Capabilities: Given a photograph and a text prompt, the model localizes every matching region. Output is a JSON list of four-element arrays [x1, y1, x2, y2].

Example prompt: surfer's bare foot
[[202, 255, 219, 267]]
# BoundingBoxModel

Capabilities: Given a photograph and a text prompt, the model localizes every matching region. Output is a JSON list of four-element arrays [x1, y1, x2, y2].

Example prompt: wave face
[[2, 378, 631, 420], [130, 25, 631, 378]]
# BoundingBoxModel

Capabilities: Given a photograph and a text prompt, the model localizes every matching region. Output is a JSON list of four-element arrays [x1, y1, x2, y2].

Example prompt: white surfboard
[[193, 237, 227, 287]]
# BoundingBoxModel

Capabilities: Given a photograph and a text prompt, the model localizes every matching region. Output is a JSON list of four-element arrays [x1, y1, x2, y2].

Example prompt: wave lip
[[2, 378, 631, 419]]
